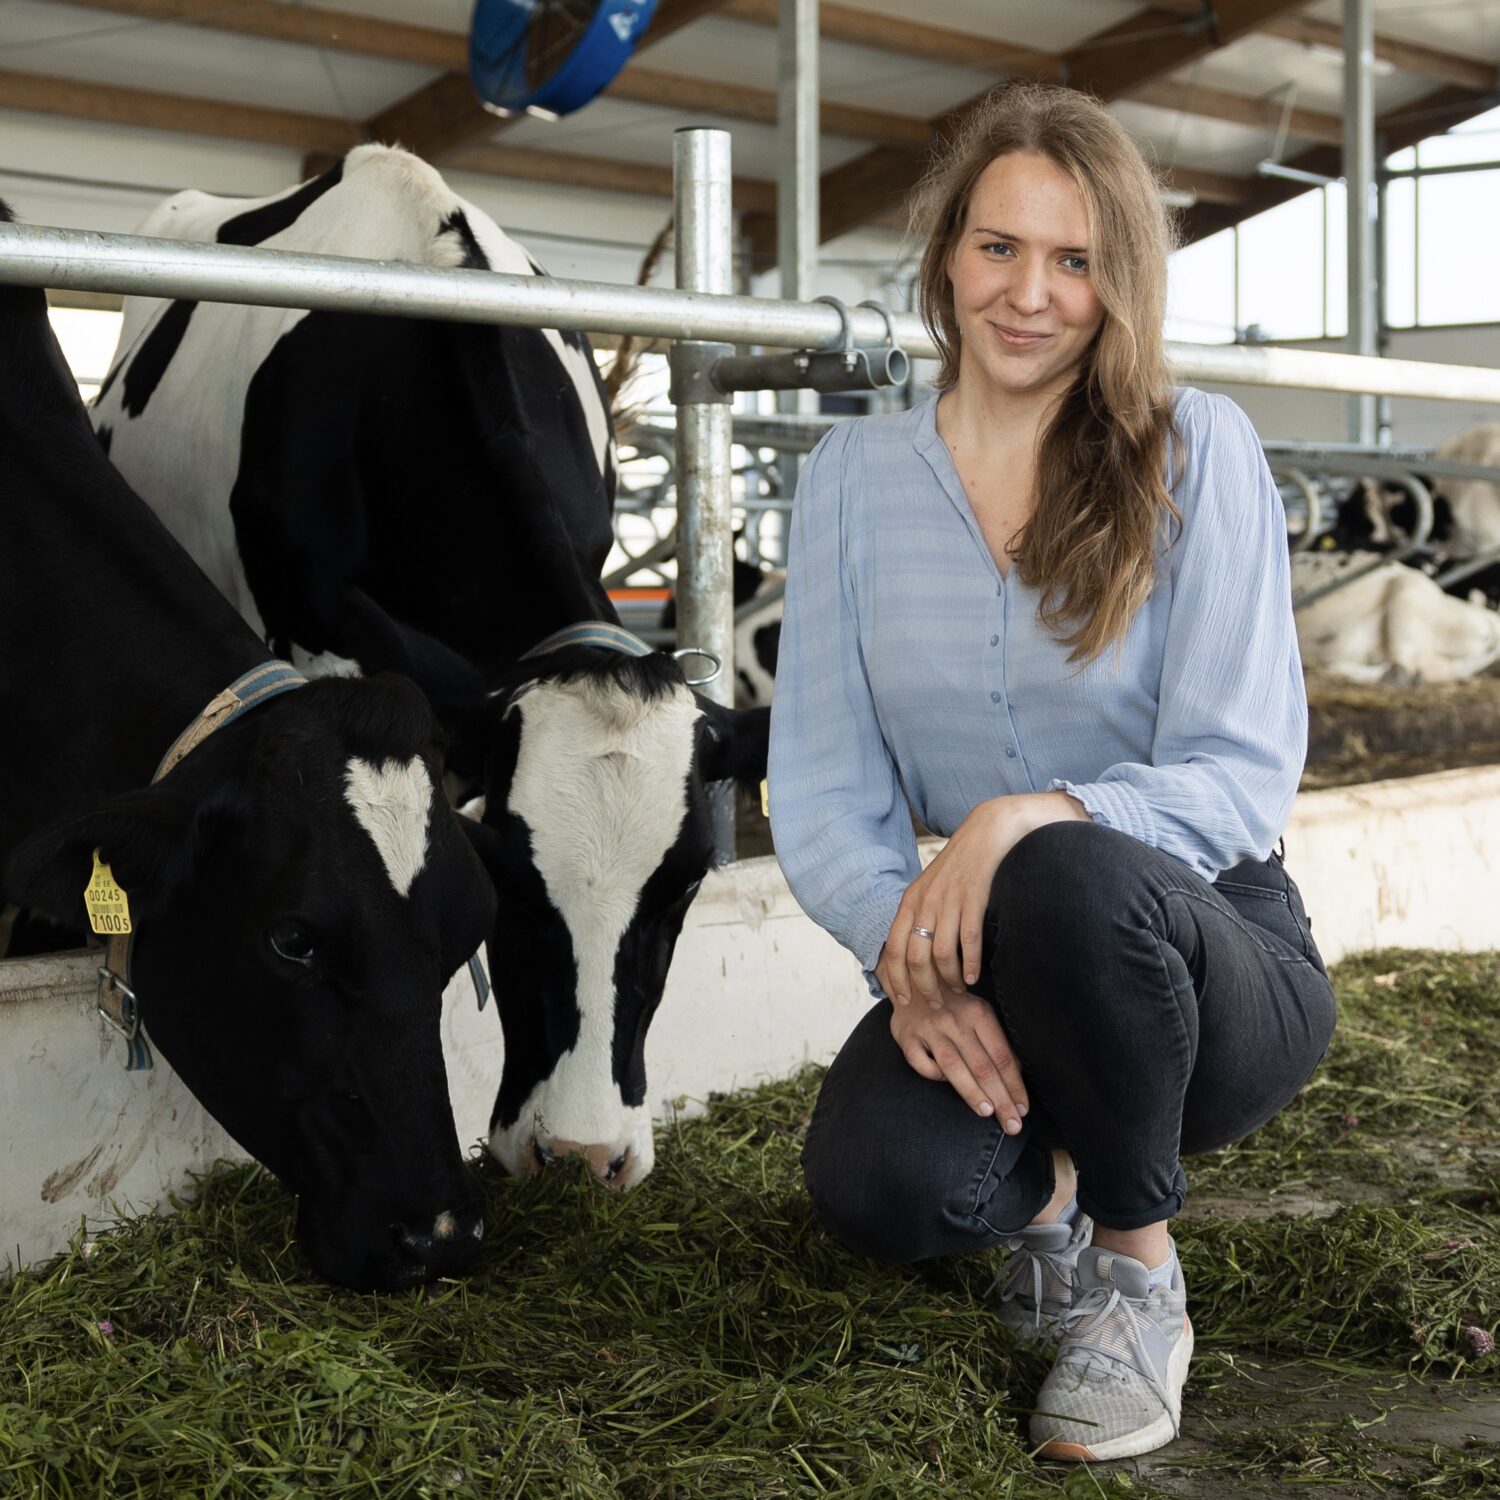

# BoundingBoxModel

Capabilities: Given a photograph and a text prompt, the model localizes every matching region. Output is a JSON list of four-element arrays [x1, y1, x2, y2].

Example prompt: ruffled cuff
[[846, 883, 904, 978], [1048, 778, 1158, 848]]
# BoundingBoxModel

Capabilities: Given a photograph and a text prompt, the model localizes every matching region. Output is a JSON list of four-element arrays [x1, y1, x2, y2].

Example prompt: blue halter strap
[[100, 661, 308, 1070], [520, 621, 656, 660]]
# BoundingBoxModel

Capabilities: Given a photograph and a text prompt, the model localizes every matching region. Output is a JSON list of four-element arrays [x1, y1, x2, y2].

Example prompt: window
[[1237, 190, 1325, 341], [1165, 228, 1235, 344], [1416, 169, 1500, 326], [1166, 104, 1500, 346]]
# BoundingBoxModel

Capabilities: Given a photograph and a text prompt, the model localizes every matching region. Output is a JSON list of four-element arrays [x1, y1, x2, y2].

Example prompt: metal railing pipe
[[9, 223, 1500, 405]]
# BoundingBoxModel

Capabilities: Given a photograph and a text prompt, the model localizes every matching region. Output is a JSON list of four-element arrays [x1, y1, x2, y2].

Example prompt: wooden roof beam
[[1129, 77, 1343, 148], [1259, 14, 1496, 94], [1163, 166, 1248, 206], [41, 0, 1496, 107], [0, 65, 359, 154], [40, 0, 465, 70], [812, 0, 1310, 251], [0, 64, 775, 209]]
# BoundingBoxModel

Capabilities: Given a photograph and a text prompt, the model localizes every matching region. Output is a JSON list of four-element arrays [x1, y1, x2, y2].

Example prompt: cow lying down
[[0, 198, 498, 1292], [90, 145, 771, 1191], [1292, 550, 1500, 685]]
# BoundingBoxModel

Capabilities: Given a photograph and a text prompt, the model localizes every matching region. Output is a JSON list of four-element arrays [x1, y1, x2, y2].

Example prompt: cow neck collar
[[520, 621, 654, 661], [518, 622, 723, 688], [98, 660, 308, 1070]]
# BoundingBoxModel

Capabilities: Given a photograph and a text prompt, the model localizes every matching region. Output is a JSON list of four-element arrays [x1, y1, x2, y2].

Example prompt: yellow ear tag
[[759, 778, 770, 818], [84, 849, 133, 936]]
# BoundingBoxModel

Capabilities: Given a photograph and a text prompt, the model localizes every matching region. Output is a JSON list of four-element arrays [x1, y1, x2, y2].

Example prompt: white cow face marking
[[489, 676, 703, 1187], [343, 756, 433, 897]]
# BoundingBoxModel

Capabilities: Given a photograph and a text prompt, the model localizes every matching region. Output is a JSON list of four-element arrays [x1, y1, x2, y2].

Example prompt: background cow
[[91, 145, 769, 1190], [0, 198, 497, 1291]]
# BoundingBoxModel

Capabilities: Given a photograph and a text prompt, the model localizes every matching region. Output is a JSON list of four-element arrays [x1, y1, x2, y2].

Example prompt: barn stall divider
[[6, 128, 1500, 1271]]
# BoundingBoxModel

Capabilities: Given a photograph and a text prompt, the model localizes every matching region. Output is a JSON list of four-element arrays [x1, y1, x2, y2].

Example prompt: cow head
[[4, 675, 496, 1291], [461, 648, 769, 1189], [1328, 479, 1454, 554]]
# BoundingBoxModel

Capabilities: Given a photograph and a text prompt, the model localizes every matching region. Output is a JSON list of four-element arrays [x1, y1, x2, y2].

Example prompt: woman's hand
[[876, 790, 1090, 1010], [889, 991, 1028, 1130]]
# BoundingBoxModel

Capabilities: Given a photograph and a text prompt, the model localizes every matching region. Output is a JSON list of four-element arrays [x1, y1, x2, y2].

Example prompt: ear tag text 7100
[[84, 849, 132, 936]]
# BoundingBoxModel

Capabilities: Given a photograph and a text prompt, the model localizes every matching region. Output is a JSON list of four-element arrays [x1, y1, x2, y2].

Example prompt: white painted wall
[[8, 763, 1500, 1275]]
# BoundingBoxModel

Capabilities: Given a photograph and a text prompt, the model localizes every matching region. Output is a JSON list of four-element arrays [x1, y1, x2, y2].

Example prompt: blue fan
[[470, 0, 660, 118]]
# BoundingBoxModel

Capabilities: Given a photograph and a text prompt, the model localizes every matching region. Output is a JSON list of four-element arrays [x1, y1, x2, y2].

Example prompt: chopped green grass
[[2, 953, 1496, 1497]]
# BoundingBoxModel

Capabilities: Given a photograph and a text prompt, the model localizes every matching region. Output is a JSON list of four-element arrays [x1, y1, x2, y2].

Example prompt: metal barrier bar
[[9, 222, 1500, 403], [671, 128, 737, 860]]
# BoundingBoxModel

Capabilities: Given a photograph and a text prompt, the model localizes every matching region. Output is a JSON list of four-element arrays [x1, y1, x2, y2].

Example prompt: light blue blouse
[[766, 388, 1306, 978]]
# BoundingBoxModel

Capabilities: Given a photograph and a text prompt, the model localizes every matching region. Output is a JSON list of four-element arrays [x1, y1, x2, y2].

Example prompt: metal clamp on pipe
[[710, 296, 910, 395]]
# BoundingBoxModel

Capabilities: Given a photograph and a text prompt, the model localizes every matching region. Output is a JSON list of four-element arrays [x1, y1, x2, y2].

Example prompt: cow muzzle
[[491, 1107, 654, 1192], [392, 1206, 485, 1281]]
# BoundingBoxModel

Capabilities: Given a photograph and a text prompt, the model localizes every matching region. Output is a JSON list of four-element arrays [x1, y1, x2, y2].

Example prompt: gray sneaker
[[1030, 1241, 1193, 1462], [988, 1211, 1094, 1344]]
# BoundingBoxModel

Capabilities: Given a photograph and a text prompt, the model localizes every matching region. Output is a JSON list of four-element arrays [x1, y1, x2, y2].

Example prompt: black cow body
[[0, 199, 497, 1290], [91, 147, 770, 1189]]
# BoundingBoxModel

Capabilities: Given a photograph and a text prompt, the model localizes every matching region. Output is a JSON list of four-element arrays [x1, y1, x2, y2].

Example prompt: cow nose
[[583, 1143, 631, 1187], [393, 1207, 484, 1280]]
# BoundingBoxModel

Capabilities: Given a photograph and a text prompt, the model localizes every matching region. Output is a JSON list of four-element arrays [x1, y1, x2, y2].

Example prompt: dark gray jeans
[[801, 821, 1337, 1260]]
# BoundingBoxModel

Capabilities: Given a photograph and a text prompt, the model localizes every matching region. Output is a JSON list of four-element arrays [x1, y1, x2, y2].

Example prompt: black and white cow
[[0, 199, 498, 1290], [1292, 483, 1500, 684], [90, 145, 769, 1190]]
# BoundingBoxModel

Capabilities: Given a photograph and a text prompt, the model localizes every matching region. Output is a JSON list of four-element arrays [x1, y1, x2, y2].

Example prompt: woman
[[768, 83, 1336, 1464]]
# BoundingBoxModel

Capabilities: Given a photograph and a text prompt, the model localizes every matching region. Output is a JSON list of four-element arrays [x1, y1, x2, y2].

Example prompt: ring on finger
[[911, 925, 935, 940]]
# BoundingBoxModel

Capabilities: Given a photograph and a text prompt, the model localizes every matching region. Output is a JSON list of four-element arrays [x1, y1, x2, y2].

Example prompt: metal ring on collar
[[671, 646, 723, 687]]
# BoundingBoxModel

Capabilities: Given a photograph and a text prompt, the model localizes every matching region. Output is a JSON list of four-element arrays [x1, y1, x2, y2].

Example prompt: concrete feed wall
[[6, 764, 1500, 1273]]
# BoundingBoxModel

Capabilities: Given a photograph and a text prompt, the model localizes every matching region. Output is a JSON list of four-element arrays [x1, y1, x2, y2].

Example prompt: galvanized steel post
[[776, 0, 821, 506], [1345, 0, 1379, 445], [672, 127, 738, 859]]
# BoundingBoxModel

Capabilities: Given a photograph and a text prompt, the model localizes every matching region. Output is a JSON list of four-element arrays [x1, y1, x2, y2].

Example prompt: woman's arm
[[1047, 390, 1305, 877], [768, 423, 921, 977]]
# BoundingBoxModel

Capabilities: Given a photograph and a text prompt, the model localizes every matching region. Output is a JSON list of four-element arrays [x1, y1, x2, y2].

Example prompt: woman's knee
[[988, 822, 1157, 1002], [991, 821, 1143, 933]]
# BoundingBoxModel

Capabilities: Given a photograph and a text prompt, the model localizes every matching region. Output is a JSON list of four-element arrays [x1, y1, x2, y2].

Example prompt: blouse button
[[1006, 746, 1018, 759], [990, 691, 1002, 704], [990, 634, 1000, 647]]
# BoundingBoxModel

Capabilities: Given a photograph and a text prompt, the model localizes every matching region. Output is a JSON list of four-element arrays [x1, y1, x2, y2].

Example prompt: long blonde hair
[[912, 83, 1179, 665]]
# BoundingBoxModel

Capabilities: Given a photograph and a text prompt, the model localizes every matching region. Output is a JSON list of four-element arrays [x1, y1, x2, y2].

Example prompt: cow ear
[[2, 781, 237, 929], [695, 699, 770, 791], [334, 587, 490, 716]]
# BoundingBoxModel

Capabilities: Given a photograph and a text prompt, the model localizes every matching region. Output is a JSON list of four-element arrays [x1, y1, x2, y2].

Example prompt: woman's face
[[945, 151, 1106, 402]]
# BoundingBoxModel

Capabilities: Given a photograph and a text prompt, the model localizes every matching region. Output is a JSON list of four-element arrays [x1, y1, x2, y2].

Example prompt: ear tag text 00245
[[84, 849, 133, 936]]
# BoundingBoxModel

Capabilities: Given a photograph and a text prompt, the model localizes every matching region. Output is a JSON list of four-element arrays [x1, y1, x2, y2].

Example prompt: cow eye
[[268, 920, 315, 965]]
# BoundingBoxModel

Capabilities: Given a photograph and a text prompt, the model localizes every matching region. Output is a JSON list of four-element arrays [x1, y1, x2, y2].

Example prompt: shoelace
[[986, 1236, 1074, 1334], [1053, 1284, 1176, 1419]]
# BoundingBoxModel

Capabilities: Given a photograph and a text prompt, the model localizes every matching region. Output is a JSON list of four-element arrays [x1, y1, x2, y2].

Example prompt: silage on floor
[[1, 952, 1495, 1498]]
